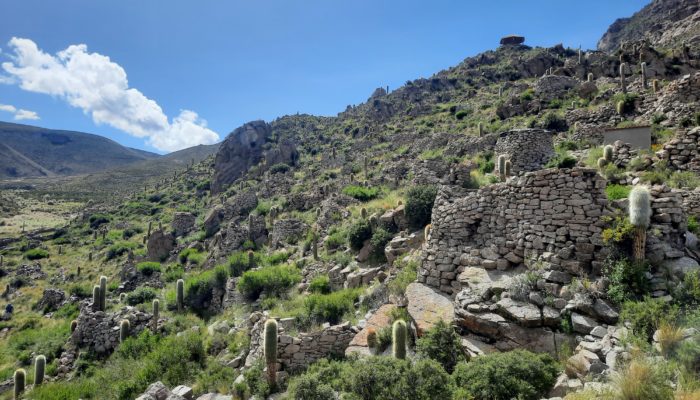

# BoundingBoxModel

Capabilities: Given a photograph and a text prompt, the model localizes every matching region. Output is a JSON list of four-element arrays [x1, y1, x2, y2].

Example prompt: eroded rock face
[[147, 230, 176, 261], [211, 120, 271, 194], [172, 212, 195, 237], [405, 282, 454, 335], [36, 288, 66, 312]]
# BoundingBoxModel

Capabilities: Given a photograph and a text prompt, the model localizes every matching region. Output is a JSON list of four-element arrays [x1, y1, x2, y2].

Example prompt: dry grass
[[613, 358, 674, 400], [657, 322, 685, 357]]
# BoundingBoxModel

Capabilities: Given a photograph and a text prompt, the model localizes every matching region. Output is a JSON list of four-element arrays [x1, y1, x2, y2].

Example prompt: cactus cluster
[[598, 145, 614, 170]]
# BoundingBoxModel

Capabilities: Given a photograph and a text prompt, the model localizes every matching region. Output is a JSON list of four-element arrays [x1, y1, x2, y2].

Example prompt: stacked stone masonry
[[658, 127, 700, 172], [493, 129, 555, 173]]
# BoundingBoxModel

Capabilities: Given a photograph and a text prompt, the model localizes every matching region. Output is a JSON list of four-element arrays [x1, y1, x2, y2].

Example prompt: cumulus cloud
[[0, 103, 40, 120], [1, 37, 219, 152]]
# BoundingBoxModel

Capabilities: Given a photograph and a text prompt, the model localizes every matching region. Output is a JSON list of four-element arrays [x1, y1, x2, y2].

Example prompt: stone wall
[[419, 168, 609, 295], [493, 129, 555, 173], [658, 127, 700, 172], [677, 188, 700, 217], [245, 313, 357, 373], [72, 304, 153, 353]]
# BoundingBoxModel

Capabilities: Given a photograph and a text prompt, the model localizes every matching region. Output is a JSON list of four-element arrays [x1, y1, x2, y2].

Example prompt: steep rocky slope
[[598, 0, 700, 52]]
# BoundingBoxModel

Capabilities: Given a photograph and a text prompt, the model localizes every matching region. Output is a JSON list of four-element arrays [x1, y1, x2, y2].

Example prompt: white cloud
[[1, 37, 219, 152], [0, 102, 40, 120], [14, 109, 40, 120]]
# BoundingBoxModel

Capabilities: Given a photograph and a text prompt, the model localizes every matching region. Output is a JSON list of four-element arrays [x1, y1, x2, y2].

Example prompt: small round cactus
[[264, 319, 278, 386], [603, 145, 614, 162], [366, 328, 378, 354], [119, 319, 131, 343], [119, 293, 127, 303], [392, 320, 407, 360], [176, 279, 184, 312], [597, 157, 608, 170], [652, 79, 659, 94], [70, 320, 78, 333], [14, 368, 25, 400], [587, 73, 594, 82], [616, 100, 625, 115], [34, 355, 46, 386]]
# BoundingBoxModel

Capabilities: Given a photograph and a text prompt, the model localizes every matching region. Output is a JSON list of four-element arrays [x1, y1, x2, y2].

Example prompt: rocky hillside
[[598, 0, 700, 52], [1, 1, 700, 400], [0, 122, 159, 179]]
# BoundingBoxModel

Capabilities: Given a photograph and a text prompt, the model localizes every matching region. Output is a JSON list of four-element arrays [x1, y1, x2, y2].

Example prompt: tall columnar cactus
[[652, 79, 659, 94], [504, 160, 512, 177], [99, 276, 107, 311], [364, 156, 369, 181], [478, 122, 484, 137], [34, 355, 46, 386], [366, 327, 378, 354], [629, 186, 652, 262], [620, 63, 627, 93], [424, 224, 431, 241], [264, 319, 278, 386], [247, 250, 255, 269], [248, 214, 255, 241], [119, 319, 130, 343], [88, 252, 93, 262], [176, 279, 184, 312], [640, 62, 647, 89], [361, 207, 367, 219], [312, 230, 319, 261], [392, 320, 407, 359], [70, 320, 78, 333], [14, 369, 25, 400], [616, 100, 625, 116], [578, 48, 582, 64], [497, 155, 506, 182], [92, 285, 101, 311], [152, 299, 160, 332]]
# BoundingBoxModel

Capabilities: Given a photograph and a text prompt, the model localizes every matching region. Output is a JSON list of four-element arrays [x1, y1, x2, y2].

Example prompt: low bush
[[126, 287, 158, 306], [370, 228, 393, 260], [136, 261, 161, 276], [348, 220, 372, 250], [342, 185, 380, 202], [184, 266, 229, 315], [179, 248, 205, 265], [405, 185, 438, 229], [605, 257, 650, 304], [89, 213, 111, 229], [106, 241, 138, 260], [621, 297, 679, 341], [238, 264, 301, 300], [308, 275, 331, 294], [25, 248, 49, 260], [228, 251, 254, 277], [452, 349, 559, 400], [388, 258, 418, 297], [269, 163, 291, 174], [303, 288, 362, 325], [606, 184, 631, 200], [416, 320, 466, 373]]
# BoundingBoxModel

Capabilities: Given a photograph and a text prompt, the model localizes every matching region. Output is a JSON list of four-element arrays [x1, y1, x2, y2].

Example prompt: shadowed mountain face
[[0, 121, 159, 179], [598, 0, 700, 52]]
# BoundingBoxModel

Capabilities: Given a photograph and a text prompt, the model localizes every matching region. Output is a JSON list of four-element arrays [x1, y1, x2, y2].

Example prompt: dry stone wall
[[658, 127, 700, 172], [72, 304, 152, 354], [494, 129, 555, 173], [420, 168, 610, 295]]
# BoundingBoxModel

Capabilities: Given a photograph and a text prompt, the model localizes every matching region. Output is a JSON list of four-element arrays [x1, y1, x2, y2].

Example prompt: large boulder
[[147, 230, 176, 261], [172, 212, 195, 237], [662, 256, 699, 281], [211, 120, 271, 194], [346, 303, 396, 356], [203, 206, 225, 237], [406, 282, 454, 335]]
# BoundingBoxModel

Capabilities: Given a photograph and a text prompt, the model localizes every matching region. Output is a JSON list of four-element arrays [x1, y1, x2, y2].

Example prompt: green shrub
[[370, 228, 393, 260], [342, 185, 380, 202], [89, 213, 111, 229], [388, 259, 418, 296], [228, 251, 256, 277], [308, 275, 331, 294], [325, 227, 346, 251], [416, 320, 465, 373], [405, 186, 438, 229], [621, 297, 679, 341], [303, 288, 362, 325], [348, 220, 372, 250], [605, 257, 650, 304], [162, 264, 184, 283], [688, 216, 699, 234], [290, 374, 336, 400], [179, 248, 205, 265], [540, 112, 568, 132], [126, 287, 158, 306], [136, 262, 161, 276], [545, 149, 577, 169], [668, 171, 700, 189], [24, 248, 49, 260], [106, 241, 138, 260], [606, 184, 632, 200], [452, 350, 559, 400], [238, 265, 301, 300], [455, 110, 470, 120], [184, 266, 229, 315], [269, 163, 291, 174]]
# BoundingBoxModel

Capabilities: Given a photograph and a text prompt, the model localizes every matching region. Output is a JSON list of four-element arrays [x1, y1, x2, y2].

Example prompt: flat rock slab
[[346, 303, 396, 356], [406, 282, 454, 334], [458, 266, 524, 296]]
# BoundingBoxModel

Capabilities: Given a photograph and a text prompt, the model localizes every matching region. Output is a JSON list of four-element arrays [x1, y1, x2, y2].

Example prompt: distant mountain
[[0, 121, 160, 179], [598, 0, 700, 52]]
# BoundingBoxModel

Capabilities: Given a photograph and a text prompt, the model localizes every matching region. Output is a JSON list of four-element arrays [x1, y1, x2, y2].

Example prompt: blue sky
[[0, 0, 649, 153]]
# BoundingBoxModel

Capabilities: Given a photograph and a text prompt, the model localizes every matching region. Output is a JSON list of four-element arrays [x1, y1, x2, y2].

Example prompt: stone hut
[[493, 129, 555, 173]]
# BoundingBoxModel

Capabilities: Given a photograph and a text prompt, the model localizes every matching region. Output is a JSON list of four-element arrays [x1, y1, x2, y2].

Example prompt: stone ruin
[[494, 129, 555, 173], [72, 304, 153, 354]]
